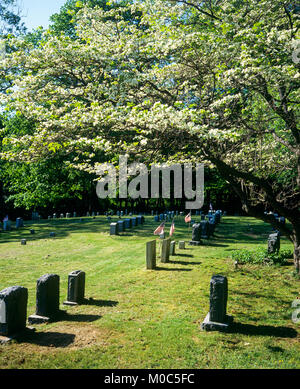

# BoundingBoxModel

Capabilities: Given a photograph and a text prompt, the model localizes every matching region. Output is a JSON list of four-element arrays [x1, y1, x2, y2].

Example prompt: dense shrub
[[231, 248, 292, 266]]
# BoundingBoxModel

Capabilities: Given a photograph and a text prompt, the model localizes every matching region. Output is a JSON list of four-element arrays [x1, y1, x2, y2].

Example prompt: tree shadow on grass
[[173, 253, 194, 258], [233, 290, 292, 306], [17, 331, 76, 348], [59, 312, 101, 323], [228, 322, 297, 338], [82, 298, 119, 307], [168, 260, 202, 266], [154, 267, 192, 272], [201, 242, 229, 247]]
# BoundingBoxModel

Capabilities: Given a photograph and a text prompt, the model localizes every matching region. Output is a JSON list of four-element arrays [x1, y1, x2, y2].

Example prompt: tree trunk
[[292, 234, 300, 274]]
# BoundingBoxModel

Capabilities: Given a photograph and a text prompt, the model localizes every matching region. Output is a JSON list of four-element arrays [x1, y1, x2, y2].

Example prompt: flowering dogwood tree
[[1, 0, 299, 271]]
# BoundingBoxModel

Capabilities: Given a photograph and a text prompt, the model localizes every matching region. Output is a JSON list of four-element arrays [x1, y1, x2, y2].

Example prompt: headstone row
[[110, 216, 145, 235], [0, 270, 86, 339]]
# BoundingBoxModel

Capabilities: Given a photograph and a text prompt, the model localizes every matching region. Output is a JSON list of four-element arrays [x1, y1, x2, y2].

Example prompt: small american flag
[[184, 212, 191, 223], [154, 222, 165, 235], [169, 220, 175, 236]]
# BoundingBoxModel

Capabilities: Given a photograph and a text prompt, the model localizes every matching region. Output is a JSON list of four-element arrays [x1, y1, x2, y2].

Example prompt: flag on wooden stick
[[154, 222, 165, 236], [184, 212, 191, 223], [169, 220, 175, 237]]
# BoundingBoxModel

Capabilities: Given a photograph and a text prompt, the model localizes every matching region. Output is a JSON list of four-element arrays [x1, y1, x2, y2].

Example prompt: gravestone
[[189, 223, 202, 246], [201, 275, 233, 332], [53, 213, 57, 219], [60, 213, 64, 219], [161, 239, 171, 263], [146, 240, 156, 270], [110, 223, 119, 235], [137, 216, 142, 225], [86, 212, 90, 217], [268, 233, 280, 254], [159, 214, 164, 221], [48, 216, 51, 220], [64, 270, 85, 306], [178, 241, 185, 249], [73, 212, 77, 218], [131, 217, 137, 227], [124, 219, 131, 229], [28, 274, 60, 323], [200, 221, 209, 238], [176, 211, 178, 216], [215, 212, 221, 224], [66, 213, 71, 218], [117, 220, 125, 233], [154, 215, 159, 222], [16, 218, 24, 229], [180, 212, 183, 216], [30, 229, 35, 234], [3, 220, 11, 231], [170, 241, 176, 256], [151, 211, 154, 216], [50, 232, 56, 238], [21, 239, 26, 246], [0, 286, 28, 337]]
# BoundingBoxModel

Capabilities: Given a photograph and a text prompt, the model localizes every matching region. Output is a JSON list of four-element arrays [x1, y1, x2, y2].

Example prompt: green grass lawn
[[0, 215, 299, 369]]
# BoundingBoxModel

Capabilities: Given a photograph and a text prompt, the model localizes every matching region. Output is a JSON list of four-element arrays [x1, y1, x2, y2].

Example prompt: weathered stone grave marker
[[124, 219, 131, 229], [178, 241, 185, 249], [189, 223, 202, 246], [16, 218, 24, 229], [28, 274, 60, 324], [0, 286, 28, 339], [201, 275, 233, 332], [268, 232, 280, 254], [161, 239, 171, 263], [64, 270, 85, 306], [110, 223, 119, 235], [170, 241, 176, 256], [146, 241, 156, 269], [117, 220, 125, 233], [3, 220, 11, 231]]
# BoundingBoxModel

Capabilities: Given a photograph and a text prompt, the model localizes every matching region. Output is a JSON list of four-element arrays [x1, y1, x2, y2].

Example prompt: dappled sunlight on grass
[[0, 216, 299, 368]]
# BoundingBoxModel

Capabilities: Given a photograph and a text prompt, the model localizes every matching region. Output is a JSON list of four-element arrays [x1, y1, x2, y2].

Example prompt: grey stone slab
[[146, 240, 156, 269], [110, 223, 119, 235], [178, 241, 185, 249], [0, 286, 28, 336], [161, 239, 171, 263], [28, 274, 60, 323], [170, 241, 176, 255], [200, 312, 233, 332], [64, 270, 85, 305]]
